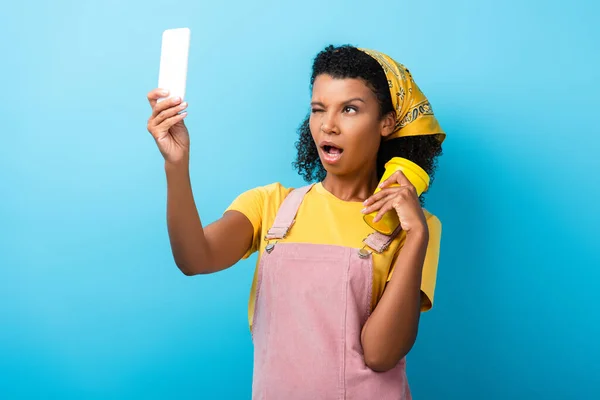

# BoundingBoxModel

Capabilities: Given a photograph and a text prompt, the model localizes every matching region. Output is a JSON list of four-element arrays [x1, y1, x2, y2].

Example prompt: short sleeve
[[224, 186, 266, 259], [419, 215, 441, 311], [387, 213, 442, 312]]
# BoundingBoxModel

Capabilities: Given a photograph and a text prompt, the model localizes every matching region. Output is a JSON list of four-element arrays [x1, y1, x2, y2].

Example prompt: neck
[[321, 167, 379, 202]]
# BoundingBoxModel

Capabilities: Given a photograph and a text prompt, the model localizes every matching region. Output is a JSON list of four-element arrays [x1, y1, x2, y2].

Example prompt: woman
[[146, 44, 445, 399]]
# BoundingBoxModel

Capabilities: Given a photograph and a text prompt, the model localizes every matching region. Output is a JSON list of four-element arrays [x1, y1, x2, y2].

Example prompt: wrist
[[164, 159, 191, 183], [165, 157, 190, 172], [405, 224, 429, 243]]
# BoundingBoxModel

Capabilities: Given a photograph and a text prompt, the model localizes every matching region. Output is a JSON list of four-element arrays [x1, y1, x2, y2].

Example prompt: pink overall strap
[[265, 184, 315, 240], [363, 224, 403, 253]]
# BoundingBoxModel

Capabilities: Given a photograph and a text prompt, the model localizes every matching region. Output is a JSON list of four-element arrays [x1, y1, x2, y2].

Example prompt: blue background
[[1, 0, 598, 398]]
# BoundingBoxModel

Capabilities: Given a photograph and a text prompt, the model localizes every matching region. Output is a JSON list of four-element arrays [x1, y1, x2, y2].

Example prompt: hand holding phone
[[146, 28, 191, 164]]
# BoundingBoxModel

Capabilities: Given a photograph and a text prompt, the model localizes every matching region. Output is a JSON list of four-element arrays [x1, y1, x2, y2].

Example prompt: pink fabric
[[265, 184, 314, 240], [363, 225, 403, 254], [251, 186, 410, 399]]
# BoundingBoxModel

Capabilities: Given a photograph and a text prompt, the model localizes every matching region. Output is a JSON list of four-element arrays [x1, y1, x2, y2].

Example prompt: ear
[[380, 111, 396, 138]]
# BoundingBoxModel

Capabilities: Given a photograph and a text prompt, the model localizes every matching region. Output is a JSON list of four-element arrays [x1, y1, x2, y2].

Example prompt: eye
[[343, 106, 357, 114], [311, 108, 324, 114]]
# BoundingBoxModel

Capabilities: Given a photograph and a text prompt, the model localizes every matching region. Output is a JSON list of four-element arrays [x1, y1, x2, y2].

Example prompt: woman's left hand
[[362, 171, 428, 235]]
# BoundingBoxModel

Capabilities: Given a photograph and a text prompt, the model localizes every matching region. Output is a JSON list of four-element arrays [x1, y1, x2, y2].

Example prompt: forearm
[[361, 228, 429, 372], [165, 158, 211, 275]]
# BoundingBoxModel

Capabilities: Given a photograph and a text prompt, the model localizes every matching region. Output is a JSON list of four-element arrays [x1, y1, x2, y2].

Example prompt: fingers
[[363, 188, 397, 207], [394, 170, 413, 187], [362, 191, 397, 216], [152, 95, 184, 119], [147, 88, 169, 109], [151, 112, 188, 140], [372, 200, 397, 223], [362, 183, 418, 221], [380, 170, 414, 189], [152, 100, 188, 126]]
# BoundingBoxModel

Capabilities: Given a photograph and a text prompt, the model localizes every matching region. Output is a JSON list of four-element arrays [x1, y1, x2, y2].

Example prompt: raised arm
[[147, 88, 253, 276], [165, 161, 253, 275]]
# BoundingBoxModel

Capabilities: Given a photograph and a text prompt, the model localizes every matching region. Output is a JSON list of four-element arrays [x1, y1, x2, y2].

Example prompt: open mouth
[[322, 145, 344, 155], [320, 144, 344, 164]]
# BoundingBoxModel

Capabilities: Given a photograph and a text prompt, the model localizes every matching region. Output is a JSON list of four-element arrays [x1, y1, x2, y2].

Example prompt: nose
[[320, 111, 339, 135]]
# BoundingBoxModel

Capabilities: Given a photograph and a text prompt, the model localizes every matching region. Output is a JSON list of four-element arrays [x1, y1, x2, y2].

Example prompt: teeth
[[323, 149, 341, 161], [323, 145, 341, 154]]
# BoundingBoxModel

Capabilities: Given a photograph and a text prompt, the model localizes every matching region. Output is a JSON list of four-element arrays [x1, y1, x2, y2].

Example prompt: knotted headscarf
[[359, 49, 446, 143]]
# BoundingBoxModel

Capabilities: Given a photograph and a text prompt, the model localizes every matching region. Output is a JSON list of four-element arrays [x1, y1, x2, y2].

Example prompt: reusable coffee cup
[[363, 157, 430, 235]]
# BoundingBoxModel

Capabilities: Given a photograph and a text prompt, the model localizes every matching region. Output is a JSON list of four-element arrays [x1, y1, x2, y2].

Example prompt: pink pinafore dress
[[251, 184, 411, 399]]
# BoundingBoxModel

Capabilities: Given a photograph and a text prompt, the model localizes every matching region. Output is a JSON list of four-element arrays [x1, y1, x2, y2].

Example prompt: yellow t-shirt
[[226, 182, 442, 330]]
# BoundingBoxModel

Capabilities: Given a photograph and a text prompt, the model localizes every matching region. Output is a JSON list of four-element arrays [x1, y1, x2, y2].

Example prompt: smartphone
[[157, 28, 191, 103]]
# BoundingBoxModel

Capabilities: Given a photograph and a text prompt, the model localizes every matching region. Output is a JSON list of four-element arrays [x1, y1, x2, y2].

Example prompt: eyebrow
[[310, 97, 366, 107]]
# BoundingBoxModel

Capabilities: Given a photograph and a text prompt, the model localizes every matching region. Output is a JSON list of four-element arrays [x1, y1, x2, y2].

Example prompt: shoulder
[[245, 182, 295, 201], [260, 182, 295, 197], [422, 208, 441, 223], [231, 182, 295, 208], [422, 208, 442, 236]]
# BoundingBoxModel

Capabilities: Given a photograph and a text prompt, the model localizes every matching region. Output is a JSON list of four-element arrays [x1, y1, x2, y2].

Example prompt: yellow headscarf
[[359, 49, 446, 143]]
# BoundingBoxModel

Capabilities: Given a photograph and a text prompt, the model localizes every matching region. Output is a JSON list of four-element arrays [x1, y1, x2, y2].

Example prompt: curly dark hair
[[293, 45, 443, 206]]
